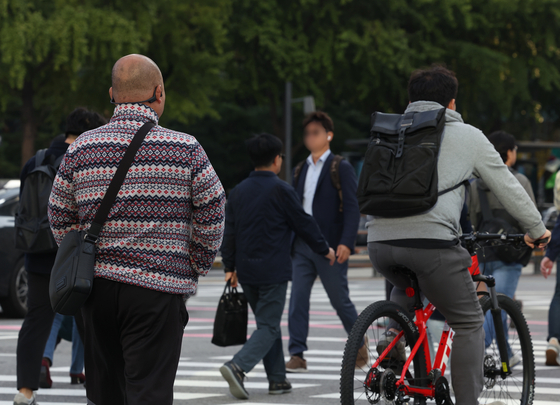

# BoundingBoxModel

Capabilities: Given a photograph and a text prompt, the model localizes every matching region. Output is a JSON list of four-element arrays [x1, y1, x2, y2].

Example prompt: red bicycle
[[340, 233, 537, 405]]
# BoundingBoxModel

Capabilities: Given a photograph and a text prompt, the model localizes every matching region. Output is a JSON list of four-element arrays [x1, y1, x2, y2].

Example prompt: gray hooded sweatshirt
[[366, 101, 546, 243]]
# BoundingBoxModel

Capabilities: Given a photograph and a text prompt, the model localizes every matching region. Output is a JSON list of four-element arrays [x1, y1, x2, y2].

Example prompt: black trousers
[[82, 278, 188, 405], [16, 272, 56, 390]]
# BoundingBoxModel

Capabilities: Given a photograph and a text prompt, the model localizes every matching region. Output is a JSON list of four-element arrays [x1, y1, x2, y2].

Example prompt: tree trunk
[[21, 78, 37, 168]]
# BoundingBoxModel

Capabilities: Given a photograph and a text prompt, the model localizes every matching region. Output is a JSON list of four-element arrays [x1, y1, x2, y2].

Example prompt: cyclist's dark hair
[[65, 108, 107, 137], [303, 111, 334, 133], [245, 133, 283, 168], [408, 65, 458, 108], [488, 131, 516, 163]]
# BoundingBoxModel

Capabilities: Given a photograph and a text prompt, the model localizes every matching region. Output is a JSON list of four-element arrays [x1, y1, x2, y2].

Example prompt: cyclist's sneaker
[[545, 337, 560, 366], [355, 336, 369, 369], [509, 353, 521, 369], [376, 330, 406, 362]]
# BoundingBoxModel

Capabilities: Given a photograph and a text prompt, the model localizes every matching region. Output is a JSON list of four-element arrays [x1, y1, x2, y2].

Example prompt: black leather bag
[[211, 281, 248, 347], [49, 122, 155, 315]]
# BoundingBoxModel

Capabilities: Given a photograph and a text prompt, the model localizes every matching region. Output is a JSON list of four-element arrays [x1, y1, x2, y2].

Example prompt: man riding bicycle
[[366, 65, 550, 405]]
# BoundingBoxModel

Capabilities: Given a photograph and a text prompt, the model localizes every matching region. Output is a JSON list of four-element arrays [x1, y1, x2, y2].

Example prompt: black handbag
[[49, 122, 155, 315], [211, 281, 248, 347]]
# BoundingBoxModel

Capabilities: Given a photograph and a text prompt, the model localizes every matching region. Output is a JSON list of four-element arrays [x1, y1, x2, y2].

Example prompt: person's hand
[[524, 230, 552, 249], [541, 257, 554, 279], [325, 247, 336, 265], [225, 271, 238, 287], [336, 244, 351, 264]]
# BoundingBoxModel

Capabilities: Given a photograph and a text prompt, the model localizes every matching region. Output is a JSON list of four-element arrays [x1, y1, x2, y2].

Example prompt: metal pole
[[284, 81, 292, 184]]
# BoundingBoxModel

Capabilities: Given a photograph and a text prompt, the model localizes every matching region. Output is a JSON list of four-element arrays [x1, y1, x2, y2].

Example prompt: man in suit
[[287, 111, 362, 372]]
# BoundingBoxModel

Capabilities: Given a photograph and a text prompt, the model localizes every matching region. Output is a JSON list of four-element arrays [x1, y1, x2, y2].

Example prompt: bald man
[[48, 54, 226, 405]]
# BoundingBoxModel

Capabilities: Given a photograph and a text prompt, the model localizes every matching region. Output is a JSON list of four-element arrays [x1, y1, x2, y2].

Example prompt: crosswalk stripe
[[175, 370, 339, 380], [173, 381, 319, 389]]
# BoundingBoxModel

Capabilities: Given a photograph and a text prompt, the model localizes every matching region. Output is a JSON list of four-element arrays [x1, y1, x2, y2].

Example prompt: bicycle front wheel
[[479, 294, 535, 405], [340, 300, 428, 405]]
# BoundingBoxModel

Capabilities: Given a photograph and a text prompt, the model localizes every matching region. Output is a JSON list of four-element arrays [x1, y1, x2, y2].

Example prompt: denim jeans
[[549, 262, 560, 341], [43, 314, 85, 374], [479, 260, 522, 355], [232, 282, 287, 383]]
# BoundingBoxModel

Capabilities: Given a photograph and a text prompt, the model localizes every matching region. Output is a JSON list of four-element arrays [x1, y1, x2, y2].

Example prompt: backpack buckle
[[396, 115, 414, 158], [84, 233, 98, 244]]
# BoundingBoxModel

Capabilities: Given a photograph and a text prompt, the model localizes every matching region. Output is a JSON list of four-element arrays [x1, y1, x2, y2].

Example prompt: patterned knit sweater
[[48, 103, 225, 296]]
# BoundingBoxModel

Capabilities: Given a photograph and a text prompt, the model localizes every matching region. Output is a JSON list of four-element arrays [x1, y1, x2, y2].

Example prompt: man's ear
[[109, 87, 113, 101], [157, 85, 164, 103], [447, 99, 456, 110], [327, 131, 334, 141]]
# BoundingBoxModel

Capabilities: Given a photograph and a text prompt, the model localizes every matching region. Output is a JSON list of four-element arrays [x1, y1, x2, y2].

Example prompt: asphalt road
[[0, 271, 558, 404]]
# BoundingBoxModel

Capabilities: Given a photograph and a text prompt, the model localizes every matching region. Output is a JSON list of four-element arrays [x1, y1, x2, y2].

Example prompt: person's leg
[[314, 258, 358, 335], [260, 283, 289, 383], [288, 238, 318, 356], [43, 314, 64, 366], [369, 242, 484, 405], [82, 278, 126, 405], [549, 264, 560, 341], [481, 261, 522, 357], [70, 317, 85, 376], [233, 283, 287, 378], [16, 272, 56, 394], [119, 284, 187, 405]]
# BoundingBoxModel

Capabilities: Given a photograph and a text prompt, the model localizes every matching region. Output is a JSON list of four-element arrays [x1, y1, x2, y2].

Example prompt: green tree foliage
[[0, 0, 230, 175], [1, 0, 560, 190]]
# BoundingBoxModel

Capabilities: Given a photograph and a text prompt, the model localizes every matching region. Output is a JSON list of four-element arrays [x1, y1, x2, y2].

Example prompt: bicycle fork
[[473, 274, 511, 378]]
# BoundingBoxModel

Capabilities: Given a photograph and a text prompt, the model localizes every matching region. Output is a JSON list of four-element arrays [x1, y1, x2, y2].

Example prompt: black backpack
[[357, 108, 468, 217], [293, 155, 344, 212], [476, 182, 532, 265], [15, 149, 64, 254]]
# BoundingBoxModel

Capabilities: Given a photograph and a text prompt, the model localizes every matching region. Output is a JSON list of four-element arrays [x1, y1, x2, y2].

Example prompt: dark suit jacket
[[293, 153, 361, 253]]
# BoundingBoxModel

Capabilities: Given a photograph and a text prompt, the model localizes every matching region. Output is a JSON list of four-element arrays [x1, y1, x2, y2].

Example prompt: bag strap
[[293, 160, 306, 188], [35, 149, 48, 169], [438, 179, 470, 197], [86, 122, 155, 242], [477, 182, 494, 222], [330, 155, 344, 212]]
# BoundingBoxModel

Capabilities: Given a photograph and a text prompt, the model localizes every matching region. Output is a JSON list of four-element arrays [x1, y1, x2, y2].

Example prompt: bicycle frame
[[368, 253, 511, 400]]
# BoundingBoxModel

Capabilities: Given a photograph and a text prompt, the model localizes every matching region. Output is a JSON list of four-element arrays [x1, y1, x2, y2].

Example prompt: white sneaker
[[13, 392, 37, 405], [509, 353, 521, 368], [545, 337, 560, 366]]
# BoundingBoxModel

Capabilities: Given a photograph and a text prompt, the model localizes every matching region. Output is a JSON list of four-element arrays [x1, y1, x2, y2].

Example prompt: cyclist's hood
[[405, 101, 463, 125]]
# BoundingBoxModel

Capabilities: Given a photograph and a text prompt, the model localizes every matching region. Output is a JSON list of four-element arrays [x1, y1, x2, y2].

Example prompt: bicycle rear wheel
[[479, 294, 535, 405], [340, 300, 428, 405]]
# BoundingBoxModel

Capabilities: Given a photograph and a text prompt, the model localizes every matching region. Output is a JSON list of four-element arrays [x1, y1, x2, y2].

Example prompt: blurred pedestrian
[[539, 170, 560, 366], [287, 111, 362, 372], [39, 314, 85, 388], [219, 133, 335, 399], [14, 108, 106, 405], [48, 54, 225, 405], [469, 130, 536, 364]]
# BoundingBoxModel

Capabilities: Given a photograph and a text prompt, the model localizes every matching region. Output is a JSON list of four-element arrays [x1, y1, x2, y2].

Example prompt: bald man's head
[[111, 54, 164, 103]]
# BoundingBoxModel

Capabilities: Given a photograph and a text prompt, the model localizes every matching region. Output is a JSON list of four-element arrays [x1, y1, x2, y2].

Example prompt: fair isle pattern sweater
[[48, 103, 225, 296]]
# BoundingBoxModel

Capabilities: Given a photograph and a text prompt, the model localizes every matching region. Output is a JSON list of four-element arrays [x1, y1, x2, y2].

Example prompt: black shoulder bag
[[49, 122, 155, 315]]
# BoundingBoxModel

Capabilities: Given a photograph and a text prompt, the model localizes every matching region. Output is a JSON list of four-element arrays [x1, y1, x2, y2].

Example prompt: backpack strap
[[477, 182, 494, 222], [293, 160, 306, 188], [330, 155, 344, 212], [438, 179, 470, 197], [35, 149, 48, 169]]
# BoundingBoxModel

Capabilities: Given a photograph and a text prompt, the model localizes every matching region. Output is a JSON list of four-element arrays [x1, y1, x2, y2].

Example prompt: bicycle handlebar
[[461, 232, 549, 245]]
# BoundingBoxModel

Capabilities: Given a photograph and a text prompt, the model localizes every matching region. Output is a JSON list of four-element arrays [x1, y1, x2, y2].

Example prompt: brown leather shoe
[[286, 355, 307, 373], [356, 336, 370, 369]]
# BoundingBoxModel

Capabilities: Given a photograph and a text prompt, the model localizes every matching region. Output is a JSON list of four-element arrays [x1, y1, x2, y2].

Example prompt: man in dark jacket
[[220, 133, 335, 400], [14, 108, 106, 405], [287, 111, 362, 372]]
